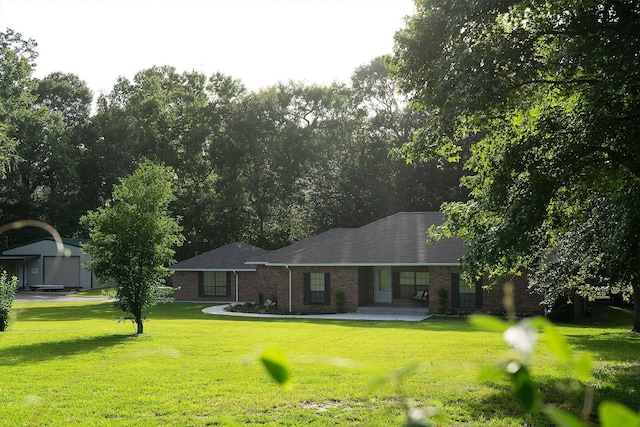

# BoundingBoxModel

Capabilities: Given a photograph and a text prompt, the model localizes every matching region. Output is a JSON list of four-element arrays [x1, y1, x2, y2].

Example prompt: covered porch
[[356, 266, 433, 309]]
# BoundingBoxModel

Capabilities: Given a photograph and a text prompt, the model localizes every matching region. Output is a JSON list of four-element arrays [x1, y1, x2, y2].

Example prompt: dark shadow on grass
[[462, 386, 548, 425], [15, 302, 215, 322], [566, 331, 640, 363], [0, 334, 136, 365], [464, 376, 597, 425], [566, 326, 640, 411], [591, 363, 640, 412], [16, 299, 482, 331], [204, 312, 483, 332], [15, 302, 118, 321]]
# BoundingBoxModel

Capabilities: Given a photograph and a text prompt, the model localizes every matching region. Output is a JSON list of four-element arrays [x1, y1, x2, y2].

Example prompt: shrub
[[335, 290, 345, 313], [437, 288, 448, 314], [0, 270, 18, 331]]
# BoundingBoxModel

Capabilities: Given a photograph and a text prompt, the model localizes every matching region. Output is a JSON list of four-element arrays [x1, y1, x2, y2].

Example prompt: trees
[[0, 29, 38, 177], [81, 161, 184, 334], [0, 31, 96, 243], [391, 1, 640, 330]]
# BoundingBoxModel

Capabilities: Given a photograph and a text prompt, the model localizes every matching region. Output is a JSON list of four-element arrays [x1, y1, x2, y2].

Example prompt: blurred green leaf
[[571, 353, 593, 382], [541, 321, 572, 363], [259, 348, 292, 390], [477, 365, 505, 383], [509, 364, 541, 413], [370, 362, 421, 389], [469, 314, 509, 333], [543, 405, 586, 427], [599, 401, 640, 427]]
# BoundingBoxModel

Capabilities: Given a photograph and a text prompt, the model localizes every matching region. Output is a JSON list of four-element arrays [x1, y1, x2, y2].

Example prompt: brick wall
[[481, 274, 543, 315], [251, 266, 289, 306], [172, 270, 263, 302], [426, 267, 544, 315], [425, 266, 460, 312], [173, 265, 543, 315], [172, 271, 200, 301], [288, 266, 359, 313]]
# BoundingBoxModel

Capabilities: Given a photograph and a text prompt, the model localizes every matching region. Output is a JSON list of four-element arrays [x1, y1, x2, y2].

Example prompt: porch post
[[233, 271, 239, 302]]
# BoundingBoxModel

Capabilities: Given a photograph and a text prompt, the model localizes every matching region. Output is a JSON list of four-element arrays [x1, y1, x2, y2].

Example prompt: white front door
[[374, 267, 392, 303]]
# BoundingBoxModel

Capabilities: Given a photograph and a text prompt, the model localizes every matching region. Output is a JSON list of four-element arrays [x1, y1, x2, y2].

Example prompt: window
[[458, 279, 476, 308], [200, 271, 229, 297], [451, 273, 482, 309], [399, 271, 429, 299], [304, 272, 330, 305]]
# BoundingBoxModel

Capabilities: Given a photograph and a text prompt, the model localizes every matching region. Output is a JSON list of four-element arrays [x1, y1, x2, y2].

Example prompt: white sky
[[0, 0, 416, 97]]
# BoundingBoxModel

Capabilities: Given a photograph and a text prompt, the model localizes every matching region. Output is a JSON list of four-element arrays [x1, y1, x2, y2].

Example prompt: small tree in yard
[[0, 270, 18, 332], [81, 161, 184, 334]]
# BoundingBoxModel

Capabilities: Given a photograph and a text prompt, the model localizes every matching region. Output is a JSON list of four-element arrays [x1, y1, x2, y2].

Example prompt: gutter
[[255, 262, 461, 267]]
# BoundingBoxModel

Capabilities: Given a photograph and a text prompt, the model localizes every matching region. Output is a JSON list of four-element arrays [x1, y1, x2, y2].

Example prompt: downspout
[[233, 271, 239, 302], [285, 265, 291, 313]]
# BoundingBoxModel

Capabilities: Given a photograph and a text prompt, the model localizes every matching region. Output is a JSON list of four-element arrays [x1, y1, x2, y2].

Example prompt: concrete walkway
[[202, 304, 432, 321]]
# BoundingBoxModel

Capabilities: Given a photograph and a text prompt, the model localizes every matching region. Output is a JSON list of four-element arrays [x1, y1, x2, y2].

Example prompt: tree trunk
[[136, 318, 144, 334], [633, 283, 640, 333], [573, 293, 585, 322]]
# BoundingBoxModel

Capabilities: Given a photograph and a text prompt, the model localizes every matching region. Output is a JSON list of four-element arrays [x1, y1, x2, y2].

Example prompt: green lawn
[[0, 301, 638, 426]]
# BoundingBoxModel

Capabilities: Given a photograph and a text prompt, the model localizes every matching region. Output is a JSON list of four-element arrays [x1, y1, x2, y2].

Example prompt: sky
[[0, 0, 416, 98]]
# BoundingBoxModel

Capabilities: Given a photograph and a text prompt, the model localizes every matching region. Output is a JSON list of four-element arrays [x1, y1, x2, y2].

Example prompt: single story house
[[170, 212, 543, 315], [0, 238, 99, 290]]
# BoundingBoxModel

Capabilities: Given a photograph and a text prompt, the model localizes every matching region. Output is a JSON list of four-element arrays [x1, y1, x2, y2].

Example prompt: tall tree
[[34, 72, 95, 235], [81, 161, 184, 334], [0, 31, 83, 243], [93, 68, 243, 259], [391, 1, 640, 330]]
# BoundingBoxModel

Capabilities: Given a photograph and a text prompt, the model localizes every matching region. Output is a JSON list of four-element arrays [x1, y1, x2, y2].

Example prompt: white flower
[[503, 319, 537, 355]]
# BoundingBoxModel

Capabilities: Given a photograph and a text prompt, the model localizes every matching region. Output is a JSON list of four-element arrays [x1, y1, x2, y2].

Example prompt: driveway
[[15, 291, 111, 303]]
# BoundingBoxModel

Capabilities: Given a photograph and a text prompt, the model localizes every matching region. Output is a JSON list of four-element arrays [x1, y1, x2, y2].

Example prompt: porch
[[357, 266, 433, 310], [356, 304, 429, 316]]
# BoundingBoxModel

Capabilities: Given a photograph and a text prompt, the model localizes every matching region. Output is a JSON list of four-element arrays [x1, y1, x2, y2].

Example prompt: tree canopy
[[0, 26, 466, 260], [391, 1, 640, 330]]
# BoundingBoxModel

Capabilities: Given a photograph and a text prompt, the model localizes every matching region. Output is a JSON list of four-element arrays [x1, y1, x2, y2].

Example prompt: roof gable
[[2, 237, 90, 256], [248, 212, 464, 266], [250, 228, 354, 264], [170, 242, 269, 271], [2, 237, 89, 253]]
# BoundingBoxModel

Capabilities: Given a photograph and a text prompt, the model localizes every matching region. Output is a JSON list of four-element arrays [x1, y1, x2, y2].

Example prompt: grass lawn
[[0, 301, 638, 426]]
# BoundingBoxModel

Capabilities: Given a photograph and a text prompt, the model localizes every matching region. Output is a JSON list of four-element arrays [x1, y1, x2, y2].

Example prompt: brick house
[[171, 212, 543, 315]]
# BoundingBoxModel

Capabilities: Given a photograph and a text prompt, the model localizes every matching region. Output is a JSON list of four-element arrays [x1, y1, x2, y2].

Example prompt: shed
[[0, 238, 99, 290]]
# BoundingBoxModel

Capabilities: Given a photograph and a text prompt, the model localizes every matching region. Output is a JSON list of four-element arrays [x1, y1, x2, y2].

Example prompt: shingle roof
[[251, 228, 354, 264], [248, 212, 465, 266], [170, 242, 269, 271]]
